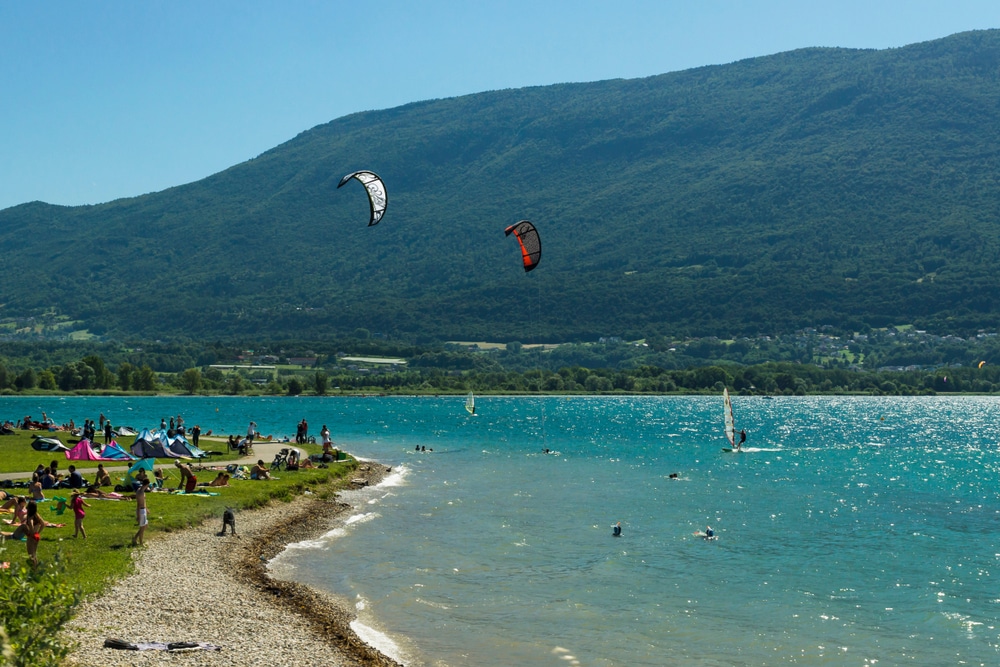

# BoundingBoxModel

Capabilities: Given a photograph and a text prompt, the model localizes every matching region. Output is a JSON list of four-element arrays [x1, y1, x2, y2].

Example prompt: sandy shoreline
[[63, 463, 401, 667]]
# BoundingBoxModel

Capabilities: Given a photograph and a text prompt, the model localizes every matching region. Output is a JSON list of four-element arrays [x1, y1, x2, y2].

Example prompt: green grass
[[0, 433, 355, 597]]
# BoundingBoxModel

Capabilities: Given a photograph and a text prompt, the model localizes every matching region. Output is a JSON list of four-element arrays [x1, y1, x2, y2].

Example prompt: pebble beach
[[62, 463, 400, 667]]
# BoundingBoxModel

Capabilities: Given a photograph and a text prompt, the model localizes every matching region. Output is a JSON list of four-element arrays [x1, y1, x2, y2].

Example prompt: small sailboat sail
[[723, 388, 736, 448], [465, 391, 476, 415]]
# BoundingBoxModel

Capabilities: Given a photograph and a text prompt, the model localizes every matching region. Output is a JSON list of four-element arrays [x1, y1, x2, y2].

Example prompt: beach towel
[[50, 496, 67, 515]]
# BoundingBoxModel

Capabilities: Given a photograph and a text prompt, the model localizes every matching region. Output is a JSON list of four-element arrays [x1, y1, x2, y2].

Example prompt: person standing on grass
[[132, 479, 149, 547], [71, 491, 91, 538], [23, 501, 45, 567]]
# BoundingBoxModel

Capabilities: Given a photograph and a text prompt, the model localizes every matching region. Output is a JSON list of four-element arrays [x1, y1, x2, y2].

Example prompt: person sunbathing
[[82, 485, 125, 500], [199, 472, 230, 488]]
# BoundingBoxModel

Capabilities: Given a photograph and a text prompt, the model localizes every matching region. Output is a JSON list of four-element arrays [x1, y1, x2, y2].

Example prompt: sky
[[2, 1, 999, 211]]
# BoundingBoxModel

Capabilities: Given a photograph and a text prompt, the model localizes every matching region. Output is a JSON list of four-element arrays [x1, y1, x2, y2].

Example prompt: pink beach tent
[[64, 439, 103, 461]]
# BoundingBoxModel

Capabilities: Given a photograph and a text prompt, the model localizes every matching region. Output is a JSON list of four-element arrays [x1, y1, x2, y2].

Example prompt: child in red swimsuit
[[71, 491, 91, 539]]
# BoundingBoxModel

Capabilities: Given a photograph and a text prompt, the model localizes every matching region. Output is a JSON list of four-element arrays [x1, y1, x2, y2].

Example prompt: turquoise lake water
[[4, 395, 999, 666]]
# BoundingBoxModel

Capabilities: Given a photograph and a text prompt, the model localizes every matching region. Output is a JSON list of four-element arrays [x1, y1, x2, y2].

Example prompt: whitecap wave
[[350, 620, 405, 665]]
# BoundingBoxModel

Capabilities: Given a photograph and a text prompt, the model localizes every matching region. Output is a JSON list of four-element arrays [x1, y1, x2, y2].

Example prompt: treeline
[[325, 363, 999, 396], [3, 355, 999, 397]]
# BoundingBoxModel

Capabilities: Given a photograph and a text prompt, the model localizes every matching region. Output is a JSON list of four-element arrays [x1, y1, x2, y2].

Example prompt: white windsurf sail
[[465, 391, 476, 415], [723, 388, 735, 448]]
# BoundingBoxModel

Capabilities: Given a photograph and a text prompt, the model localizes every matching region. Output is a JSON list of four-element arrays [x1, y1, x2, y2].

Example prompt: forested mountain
[[2, 30, 1000, 343]]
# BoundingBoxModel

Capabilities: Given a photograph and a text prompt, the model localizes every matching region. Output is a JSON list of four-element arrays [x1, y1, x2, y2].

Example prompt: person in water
[[737, 429, 746, 451], [704, 526, 714, 538], [612, 521, 622, 537]]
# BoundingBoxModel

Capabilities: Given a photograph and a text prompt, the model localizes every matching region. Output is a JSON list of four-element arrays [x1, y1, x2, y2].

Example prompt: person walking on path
[[132, 480, 149, 547], [247, 421, 257, 445], [71, 491, 91, 539]]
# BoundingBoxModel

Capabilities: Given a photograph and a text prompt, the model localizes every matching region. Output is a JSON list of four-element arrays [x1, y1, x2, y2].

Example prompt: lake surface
[[4, 395, 999, 665]]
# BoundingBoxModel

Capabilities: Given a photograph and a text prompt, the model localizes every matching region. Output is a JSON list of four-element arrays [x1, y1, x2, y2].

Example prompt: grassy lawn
[[0, 432, 355, 597], [0, 432, 325, 477]]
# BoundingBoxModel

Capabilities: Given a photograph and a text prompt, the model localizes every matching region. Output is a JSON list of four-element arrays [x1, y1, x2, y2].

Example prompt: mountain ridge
[[2, 30, 1000, 342]]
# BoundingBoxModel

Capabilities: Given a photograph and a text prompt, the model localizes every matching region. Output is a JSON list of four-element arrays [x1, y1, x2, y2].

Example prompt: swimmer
[[612, 521, 622, 537], [694, 525, 716, 540]]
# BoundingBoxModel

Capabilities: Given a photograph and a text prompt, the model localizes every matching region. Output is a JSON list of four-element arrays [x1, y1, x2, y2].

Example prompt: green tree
[[36, 370, 57, 391], [313, 372, 328, 395], [133, 365, 157, 392], [116, 362, 134, 390], [58, 361, 95, 391], [180, 368, 202, 394], [81, 355, 114, 389], [224, 372, 245, 395], [286, 377, 304, 396], [14, 369, 36, 391]]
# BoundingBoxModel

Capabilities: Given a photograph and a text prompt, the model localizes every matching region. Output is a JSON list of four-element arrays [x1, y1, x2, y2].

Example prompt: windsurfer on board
[[736, 429, 746, 451]]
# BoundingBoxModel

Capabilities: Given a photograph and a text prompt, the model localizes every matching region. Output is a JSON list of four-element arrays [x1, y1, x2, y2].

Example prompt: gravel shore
[[63, 463, 401, 667]]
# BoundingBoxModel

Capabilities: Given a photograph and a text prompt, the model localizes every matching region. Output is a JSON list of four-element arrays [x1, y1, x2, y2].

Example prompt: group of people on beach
[[1, 411, 348, 566]]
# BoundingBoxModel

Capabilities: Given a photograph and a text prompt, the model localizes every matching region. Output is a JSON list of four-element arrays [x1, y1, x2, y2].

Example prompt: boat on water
[[465, 392, 476, 415]]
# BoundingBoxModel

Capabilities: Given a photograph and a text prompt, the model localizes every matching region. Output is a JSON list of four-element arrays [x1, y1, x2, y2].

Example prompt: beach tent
[[98, 441, 136, 461], [121, 458, 155, 490], [130, 429, 186, 459], [31, 436, 70, 452], [157, 430, 202, 458], [65, 439, 103, 461], [180, 440, 210, 459]]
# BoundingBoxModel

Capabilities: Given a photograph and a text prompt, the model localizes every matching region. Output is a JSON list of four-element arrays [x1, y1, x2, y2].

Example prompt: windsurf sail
[[465, 391, 476, 415], [723, 388, 736, 448]]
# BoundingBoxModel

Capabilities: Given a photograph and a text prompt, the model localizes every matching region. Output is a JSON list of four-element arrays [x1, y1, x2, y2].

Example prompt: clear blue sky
[[2, 1, 998, 211]]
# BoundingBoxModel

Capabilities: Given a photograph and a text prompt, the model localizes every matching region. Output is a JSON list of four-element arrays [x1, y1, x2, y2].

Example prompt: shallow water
[[6, 395, 1000, 665]]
